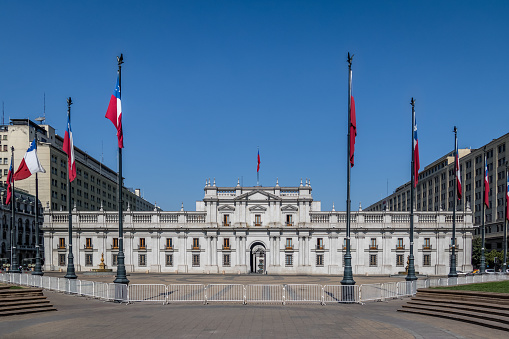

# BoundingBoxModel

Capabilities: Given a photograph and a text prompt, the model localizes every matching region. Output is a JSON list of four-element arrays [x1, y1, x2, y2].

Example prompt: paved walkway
[[0, 278, 508, 338]]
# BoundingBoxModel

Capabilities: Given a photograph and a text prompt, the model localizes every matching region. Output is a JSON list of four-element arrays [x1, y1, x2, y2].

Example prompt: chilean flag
[[413, 116, 420, 187], [257, 150, 260, 172], [455, 138, 462, 200], [105, 75, 123, 148], [350, 96, 356, 167], [5, 158, 13, 205], [484, 155, 489, 208], [14, 139, 46, 181], [63, 113, 76, 182]]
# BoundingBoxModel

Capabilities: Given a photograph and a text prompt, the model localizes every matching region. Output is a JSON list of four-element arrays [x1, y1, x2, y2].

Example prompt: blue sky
[[1, 1, 508, 211]]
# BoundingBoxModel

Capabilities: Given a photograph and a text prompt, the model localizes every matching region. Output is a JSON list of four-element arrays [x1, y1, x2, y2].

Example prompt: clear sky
[[1, 1, 508, 211]]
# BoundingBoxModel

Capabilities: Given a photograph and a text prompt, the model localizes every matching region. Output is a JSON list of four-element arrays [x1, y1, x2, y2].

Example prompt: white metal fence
[[1, 272, 508, 305]]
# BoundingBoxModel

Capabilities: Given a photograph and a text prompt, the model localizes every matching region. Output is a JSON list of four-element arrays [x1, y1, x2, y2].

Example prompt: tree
[[485, 249, 504, 270], [471, 237, 482, 268]]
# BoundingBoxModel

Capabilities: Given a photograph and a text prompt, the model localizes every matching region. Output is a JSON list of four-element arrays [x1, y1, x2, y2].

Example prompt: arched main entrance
[[250, 242, 266, 273]]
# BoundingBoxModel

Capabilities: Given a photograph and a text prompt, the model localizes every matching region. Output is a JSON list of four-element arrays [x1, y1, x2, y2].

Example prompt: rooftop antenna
[[34, 93, 46, 124]]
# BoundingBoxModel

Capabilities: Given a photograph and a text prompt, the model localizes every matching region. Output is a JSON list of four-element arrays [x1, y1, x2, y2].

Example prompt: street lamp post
[[406, 98, 417, 281], [64, 97, 77, 279], [448, 126, 459, 278]]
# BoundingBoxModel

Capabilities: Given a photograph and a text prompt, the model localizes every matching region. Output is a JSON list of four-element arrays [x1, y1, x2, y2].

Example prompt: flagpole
[[257, 147, 259, 186], [480, 147, 486, 274], [503, 162, 508, 273], [341, 52, 355, 289], [448, 126, 458, 278], [32, 171, 43, 276], [10, 146, 20, 273], [406, 98, 417, 281], [114, 54, 129, 285], [64, 97, 77, 279]]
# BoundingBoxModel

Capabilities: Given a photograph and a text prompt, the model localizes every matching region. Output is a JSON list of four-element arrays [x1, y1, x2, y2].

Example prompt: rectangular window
[[286, 214, 293, 226], [58, 254, 66, 266], [223, 214, 230, 226], [285, 238, 293, 250], [165, 254, 173, 267], [316, 254, 324, 266], [317, 238, 323, 250], [397, 238, 404, 249], [369, 254, 377, 266], [192, 254, 200, 267], [370, 238, 377, 250], [139, 238, 146, 249], [285, 254, 293, 267], [113, 238, 118, 249], [139, 254, 146, 266], [423, 254, 431, 266], [223, 254, 231, 267], [223, 238, 230, 250], [166, 238, 173, 249], [193, 238, 199, 249], [396, 254, 404, 266], [85, 254, 93, 266], [112, 254, 118, 266], [254, 214, 261, 226], [59, 238, 65, 249], [85, 238, 92, 249]]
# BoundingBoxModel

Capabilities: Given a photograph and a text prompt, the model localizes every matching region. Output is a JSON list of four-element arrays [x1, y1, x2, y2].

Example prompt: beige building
[[0, 119, 155, 213], [366, 132, 509, 252]]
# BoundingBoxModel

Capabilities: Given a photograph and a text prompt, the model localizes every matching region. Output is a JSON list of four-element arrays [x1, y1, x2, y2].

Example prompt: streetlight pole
[[480, 147, 486, 274], [10, 146, 20, 273], [503, 162, 508, 273], [113, 54, 129, 285], [32, 172, 43, 276], [406, 98, 417, 281], [64, 97, 77, 279], [448, 126, 458, 278]]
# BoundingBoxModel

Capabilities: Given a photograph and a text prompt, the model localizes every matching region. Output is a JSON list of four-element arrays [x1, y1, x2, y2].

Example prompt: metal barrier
[[128, 284, 167, 304], [167, 284, 206, 303], [245, 284, 284, 304], [284, 284, 322, 304], [206, 284, 244, 303], [1, 272, 508, 305]]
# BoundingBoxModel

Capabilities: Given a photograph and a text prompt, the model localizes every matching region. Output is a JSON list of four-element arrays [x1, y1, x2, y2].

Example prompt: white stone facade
[[43, 181, 473, 275]]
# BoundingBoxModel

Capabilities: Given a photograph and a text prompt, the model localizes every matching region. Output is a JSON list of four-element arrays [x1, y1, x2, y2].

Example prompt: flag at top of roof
[[455, 137, 462, 200], [105, 75, 123, 148], [257, 149, 260, 172], [63, 112, 76, 182], [5, 158, 13, 205], [484, 155, 489, 208], [350, 95, 356, 167], [413, 116, 420, 187], [14, 138, 46, 181]]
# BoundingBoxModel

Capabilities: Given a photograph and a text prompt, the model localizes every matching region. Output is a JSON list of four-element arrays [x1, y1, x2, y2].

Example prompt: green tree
[[471, 237, 482, 268], [485, 249, 504, 270]]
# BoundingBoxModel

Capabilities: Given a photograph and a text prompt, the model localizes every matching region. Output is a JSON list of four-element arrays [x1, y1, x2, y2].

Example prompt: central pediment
[[235, 189, 281, 202]]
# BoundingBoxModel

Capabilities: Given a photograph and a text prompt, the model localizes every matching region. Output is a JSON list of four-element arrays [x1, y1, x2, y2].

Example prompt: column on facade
[[236, 236, 240, 266], [276, 236, 280, 266], [207, 236, 212, 266], [269, 236, 274, 266], [241, 236, 247, 266], [212, 236, 217, 266]]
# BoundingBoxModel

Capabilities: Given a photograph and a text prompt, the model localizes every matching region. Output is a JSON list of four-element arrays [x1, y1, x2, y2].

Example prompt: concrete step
[[411, 296, 509, 311], [0, 306, 57, 317], [398, 307, 509, 332], [0, 299, 51, 307], [407, 300, 509, 319], [0, 302, 55, 314]]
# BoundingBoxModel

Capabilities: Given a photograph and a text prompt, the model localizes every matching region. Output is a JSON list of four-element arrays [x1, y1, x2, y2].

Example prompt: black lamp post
[[64, 97, 77, 279], [32, 172, 43, 276], [480, 147, 486, 274], [406, 98, 417, 281], [448, 126, 459, 278], [10, 146, 20, 274]]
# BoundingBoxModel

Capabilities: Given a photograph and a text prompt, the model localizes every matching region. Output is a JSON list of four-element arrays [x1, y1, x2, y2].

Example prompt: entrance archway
[[250, 242, 266, 273]]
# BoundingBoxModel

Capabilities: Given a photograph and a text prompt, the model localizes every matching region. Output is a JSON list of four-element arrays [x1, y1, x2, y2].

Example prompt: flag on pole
[[413, 116, 420, 187], [105, 75, 123, 148], [484, 155, 489, 208], [13, 139, 46, 181], [63, 112, 76, 182], [455, 138, 462, 200], [350, 96, 356, 167], [257, 150, 261, 172], [5, 158, 13, 205]]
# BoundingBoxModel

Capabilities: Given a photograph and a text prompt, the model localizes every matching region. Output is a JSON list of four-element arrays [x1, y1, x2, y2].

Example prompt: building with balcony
[[0, 119, 155, 213], [366, 132, 509, 252], [42, 179, 473, 275]]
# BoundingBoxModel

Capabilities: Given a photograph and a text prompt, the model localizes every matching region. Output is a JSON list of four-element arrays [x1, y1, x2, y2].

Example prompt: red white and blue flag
[[349, 96, 356, 167], [257, 150, 261, 172], [413, 116, 420, 187], [14, 138, 46, 181], [484, 155, 489, 208], [63, 112, 76, 182], [105, 75, 123, 148], [5, 158, 13, 205], [455, 138, 462, 200]]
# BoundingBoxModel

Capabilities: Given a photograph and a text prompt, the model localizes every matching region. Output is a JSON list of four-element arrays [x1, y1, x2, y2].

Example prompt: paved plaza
[[0, 273, 507, 338]]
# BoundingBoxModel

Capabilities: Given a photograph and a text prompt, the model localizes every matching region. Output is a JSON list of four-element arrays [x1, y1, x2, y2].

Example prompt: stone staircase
[[0, 285, 57, 316], [398, 288, 509, 332]]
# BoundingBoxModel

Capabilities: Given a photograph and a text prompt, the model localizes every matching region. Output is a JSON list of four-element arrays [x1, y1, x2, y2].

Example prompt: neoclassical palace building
[[43, 180, 473, 275]]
